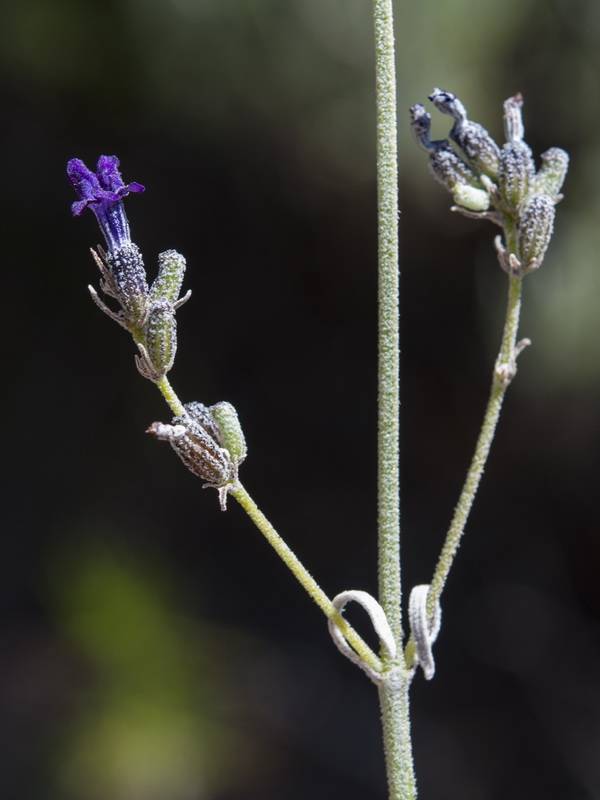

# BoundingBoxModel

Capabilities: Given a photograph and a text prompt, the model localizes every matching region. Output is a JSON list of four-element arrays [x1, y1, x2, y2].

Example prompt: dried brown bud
[[148, 401, 248, 510], [148, 403, 232, 487]]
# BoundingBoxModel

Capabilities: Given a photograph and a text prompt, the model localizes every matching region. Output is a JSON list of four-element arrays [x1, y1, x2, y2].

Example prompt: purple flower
[[67, 155, 144, 253], [68, 155, 150, 327]]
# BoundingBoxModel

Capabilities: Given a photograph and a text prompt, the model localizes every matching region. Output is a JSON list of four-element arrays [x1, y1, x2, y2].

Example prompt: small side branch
[[404, 272, 524, 659], [229, 481, 382, 676]]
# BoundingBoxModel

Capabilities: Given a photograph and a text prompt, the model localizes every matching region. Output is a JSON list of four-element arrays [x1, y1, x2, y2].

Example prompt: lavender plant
[[67, 3, 568, 797]]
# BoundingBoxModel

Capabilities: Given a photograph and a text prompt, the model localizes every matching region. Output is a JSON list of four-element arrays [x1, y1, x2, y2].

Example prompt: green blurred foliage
[[45, 540, 294, 799], [49, 544, 224, 799]]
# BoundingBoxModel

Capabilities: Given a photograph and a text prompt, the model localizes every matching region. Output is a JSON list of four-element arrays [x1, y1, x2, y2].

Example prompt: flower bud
[[533, 148, 569, 198], [210, 402, 247, 466], [452, 184, 491, 212], [410, 103, 442, 153], [428, 148, 482, 193], [150, 250, 187, 304], [410, 101, 487, 206], [497, 94, 536, 211], [452, 121, 501, 179], [498, 141, 535, 211], [503, 94, 525, 144], [428, 89, 501, 178], [142, 298, 177, 379], [517, 194, 556, 273]]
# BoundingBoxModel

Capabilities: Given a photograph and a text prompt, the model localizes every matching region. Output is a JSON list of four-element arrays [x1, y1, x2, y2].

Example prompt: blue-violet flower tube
[[67, 155, 144, 253]]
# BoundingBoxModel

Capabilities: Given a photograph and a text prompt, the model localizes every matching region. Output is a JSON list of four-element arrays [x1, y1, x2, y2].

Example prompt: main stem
[[375, 0, 401, 646], [373, 2, 416, 799]]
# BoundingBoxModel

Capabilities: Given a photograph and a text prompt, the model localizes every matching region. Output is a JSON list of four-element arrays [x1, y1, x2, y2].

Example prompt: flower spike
[[411, 89, 568, 275]]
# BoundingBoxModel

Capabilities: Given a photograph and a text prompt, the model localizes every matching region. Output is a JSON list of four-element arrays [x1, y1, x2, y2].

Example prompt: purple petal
[[96, 155, 124, 192], [96, 155, 145, 197], [67, 155, 145, 252], [67, 158, 101, 203]]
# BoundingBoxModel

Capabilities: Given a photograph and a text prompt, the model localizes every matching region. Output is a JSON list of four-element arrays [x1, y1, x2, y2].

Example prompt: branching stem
[[151, 374, 382, 673]]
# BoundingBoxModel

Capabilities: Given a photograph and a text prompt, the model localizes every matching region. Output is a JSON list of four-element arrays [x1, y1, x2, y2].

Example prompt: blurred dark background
[[1, 0, 599, 798]]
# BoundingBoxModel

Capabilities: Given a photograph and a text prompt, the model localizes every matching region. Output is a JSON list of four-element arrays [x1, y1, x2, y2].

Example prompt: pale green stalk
[[229, 481, 382, 674], [373, 2, 417, 799], [129, 323, 186, 416], [425, 272, 523, 620], [404, 224, 524, 668], [157, 375, 186, 416]]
